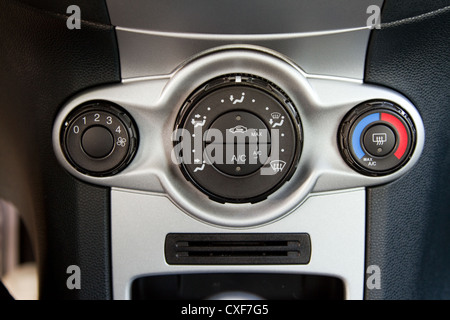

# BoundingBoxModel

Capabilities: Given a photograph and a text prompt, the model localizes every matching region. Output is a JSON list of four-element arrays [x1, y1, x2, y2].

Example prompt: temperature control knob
[[339, 101, 416, 176], [61, 101, 138, 176]]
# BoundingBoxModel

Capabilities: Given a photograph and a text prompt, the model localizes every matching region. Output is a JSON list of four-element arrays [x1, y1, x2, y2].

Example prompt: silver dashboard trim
[[107, 0, 384, 80], [115, 28, 371, 80], [106, 0, 383, 34], [116, 25, 371, 41], [120, 44, 364, 85], [111, 187, 366, 300]]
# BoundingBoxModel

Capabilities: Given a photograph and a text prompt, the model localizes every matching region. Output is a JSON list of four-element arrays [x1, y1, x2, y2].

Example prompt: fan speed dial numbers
[[62, 102, 138, 176]]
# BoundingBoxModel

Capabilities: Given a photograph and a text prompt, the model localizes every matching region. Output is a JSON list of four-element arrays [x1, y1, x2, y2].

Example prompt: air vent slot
[[165, 233, 311, 265]]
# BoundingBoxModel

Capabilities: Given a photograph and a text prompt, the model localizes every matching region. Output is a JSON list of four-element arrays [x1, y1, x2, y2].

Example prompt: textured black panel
[[0, 1, 119, 299], [365, 1, 450, 299], [378, 0, 450, 23]]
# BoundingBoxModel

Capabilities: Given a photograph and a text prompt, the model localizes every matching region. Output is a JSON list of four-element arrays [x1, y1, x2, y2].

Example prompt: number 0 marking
[[73, 125, 79, 134]]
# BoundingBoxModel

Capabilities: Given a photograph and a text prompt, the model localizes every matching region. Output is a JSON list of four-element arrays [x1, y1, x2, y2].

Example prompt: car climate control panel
[[52, 46, 424, 227]]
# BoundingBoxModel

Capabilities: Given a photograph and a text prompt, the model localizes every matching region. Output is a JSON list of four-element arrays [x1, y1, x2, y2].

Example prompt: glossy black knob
[[81, 126, 114, 158]]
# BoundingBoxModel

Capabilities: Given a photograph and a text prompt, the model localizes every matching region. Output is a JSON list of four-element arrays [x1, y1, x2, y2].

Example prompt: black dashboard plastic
[[0, 0, 119, 299], [365, 0, 450, 299]]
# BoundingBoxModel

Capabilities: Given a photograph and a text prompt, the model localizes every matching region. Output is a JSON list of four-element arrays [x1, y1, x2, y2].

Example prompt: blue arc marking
[[352, 113, 380, 159]]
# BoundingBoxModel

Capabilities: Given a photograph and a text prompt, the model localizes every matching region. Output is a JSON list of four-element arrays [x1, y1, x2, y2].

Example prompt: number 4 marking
[[116, 126, 121, 134]]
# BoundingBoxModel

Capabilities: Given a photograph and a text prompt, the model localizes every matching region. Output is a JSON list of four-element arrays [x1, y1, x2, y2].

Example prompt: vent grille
[[165, 233, 311, 265]]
